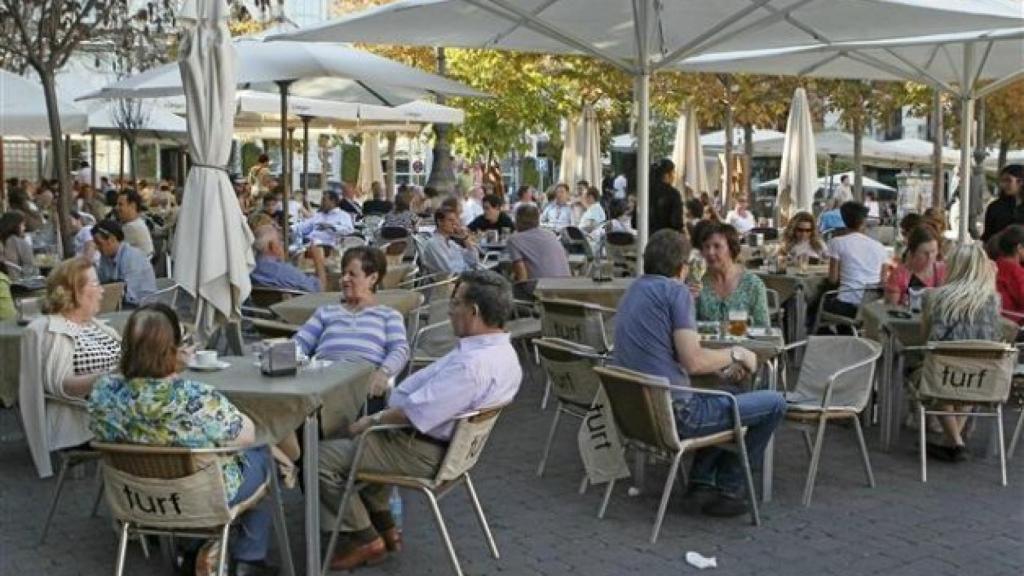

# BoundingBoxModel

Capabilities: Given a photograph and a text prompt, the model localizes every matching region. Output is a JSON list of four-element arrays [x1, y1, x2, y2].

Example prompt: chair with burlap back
[[534, 338, 604, 483], [321, 405, 509, 576], [782, 336, 882, 506], [100, 282, 125, 313], [592, 366, 759, 544], [91, 442, 293, 576], [537, 297, 614, 408], [604, 231, 637, 277], [906, 340, 1017, 485]]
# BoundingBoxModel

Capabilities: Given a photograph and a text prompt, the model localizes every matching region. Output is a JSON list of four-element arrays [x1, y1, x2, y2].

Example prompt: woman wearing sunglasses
[[781, 211, 828, 262]]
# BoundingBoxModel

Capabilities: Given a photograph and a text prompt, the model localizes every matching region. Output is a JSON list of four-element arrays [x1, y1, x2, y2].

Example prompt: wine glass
[[689, 256, 707, 284]]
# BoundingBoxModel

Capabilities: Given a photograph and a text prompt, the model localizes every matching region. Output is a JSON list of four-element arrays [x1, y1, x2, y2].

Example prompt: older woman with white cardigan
[[20, 257, 121, 478]]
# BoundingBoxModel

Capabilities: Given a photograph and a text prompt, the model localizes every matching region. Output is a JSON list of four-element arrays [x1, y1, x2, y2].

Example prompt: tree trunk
[[852, 114, 864, 202], [743, 123, 754, 200], [38, 69, 73, 257], [970, 99, 987, 238], [426, 47, 455, 194], [723, 104, 733, 210], [127, 136, 138, 182], [998, 140, 1009, 172], [931, 90, 944, 209], [386, 132, 397, 200]]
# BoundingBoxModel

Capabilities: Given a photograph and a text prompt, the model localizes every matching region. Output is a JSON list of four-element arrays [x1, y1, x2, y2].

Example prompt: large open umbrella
[[671, 106, 708, 197], [174, 0, 254, 347], [1, 68, 88, 137], [680, 26, 1024, 238], [275, 0, 1022, 260], [777, 88, 818, 219]]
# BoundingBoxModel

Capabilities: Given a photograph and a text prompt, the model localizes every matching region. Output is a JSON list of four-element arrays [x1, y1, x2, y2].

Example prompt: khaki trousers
[[319, 430, 446, 533]]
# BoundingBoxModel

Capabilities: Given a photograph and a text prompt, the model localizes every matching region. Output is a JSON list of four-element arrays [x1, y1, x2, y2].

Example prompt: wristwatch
[[730, 347, 743, 365], [371, 411, 384, 425]]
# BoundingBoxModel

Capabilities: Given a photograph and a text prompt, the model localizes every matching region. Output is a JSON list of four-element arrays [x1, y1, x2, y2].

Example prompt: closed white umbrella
[[777, 87, 818, 219], [357, 134, 384, 195], [0, 68, 88, 137], [173, 0, 255, 343], [558, 114, 577, 185], [578, 105, 602, 188], [672, 106, 708, 196], [275, 0, 1022, 260]]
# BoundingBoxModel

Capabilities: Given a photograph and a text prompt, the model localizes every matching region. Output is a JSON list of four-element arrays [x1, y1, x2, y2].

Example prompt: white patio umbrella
[[699, 127, 786, 151], [777, 88, 818, 219], [680, 26, 1024, 238], [275, 0, 1022, 262], [558, 114, 577, 185], [578, 105, 602, 188], [357, 134, 384, 195], [174, 0, 255, 344], [671, 106, 708, 197], [758, 171, 895, 192], [0, 68, 88, 137]]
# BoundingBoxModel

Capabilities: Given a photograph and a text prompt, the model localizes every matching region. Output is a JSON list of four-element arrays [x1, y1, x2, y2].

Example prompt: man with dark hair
[[467, 194, 513, 233], [116, 188, 154, 258], [362, 182, 393, 216], [826, 201, 888, 318], [92, 220, 157, 306], [507, 204, 570, 282], [296, 189, 355, 248], [614, 229, 779, 518], [318, 270, 521, 570], [250, 225, 322, 292], [421, 205, 479, 275]]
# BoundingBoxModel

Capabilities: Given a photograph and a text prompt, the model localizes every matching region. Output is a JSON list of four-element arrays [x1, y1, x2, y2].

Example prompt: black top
[[339, 197, 363, 218], [468, 212, 514, 233], [362, 199, 393, 216], [981, 194, 1024, 242], [632, 182, 684, 235]]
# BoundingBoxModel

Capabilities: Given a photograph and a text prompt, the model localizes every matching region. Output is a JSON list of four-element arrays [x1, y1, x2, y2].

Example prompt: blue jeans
[[675, 390, 786, 496], [229, 446, 272, 562]]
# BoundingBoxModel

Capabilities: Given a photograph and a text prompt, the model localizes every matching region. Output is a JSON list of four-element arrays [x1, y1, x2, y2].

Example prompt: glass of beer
[[797, 253, 809, 274], [727, 309, 749, 337]]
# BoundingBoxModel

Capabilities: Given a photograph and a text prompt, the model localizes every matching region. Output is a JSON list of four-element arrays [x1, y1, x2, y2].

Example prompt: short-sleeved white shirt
[[828, 232, 888, 304]]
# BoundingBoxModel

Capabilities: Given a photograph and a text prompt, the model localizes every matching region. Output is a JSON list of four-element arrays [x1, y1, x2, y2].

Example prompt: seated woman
[[88, 304, 274, 575], [20, 257, 121, 478], [614, 229, 782, 516], [884, 226, 945, 306], [991, 224, 1024, 325], [692, 222, 769, 328], [780, 211, 828, 262], [382, 187, 418, 232], [0, 210, 39, 279], [920, 243, 1004, 462], [294, 246, 409, 405]]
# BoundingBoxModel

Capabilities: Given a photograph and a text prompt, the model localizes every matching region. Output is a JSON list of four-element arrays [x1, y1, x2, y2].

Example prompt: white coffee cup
[[194, 350, 218, 367]]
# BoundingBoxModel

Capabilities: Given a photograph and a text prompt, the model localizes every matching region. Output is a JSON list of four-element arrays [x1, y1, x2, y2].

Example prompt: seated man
[[116, 188, 154, 259], [818, 201, 846, 234], [614, 229, 783, 517], [420, 204, 479, 275], [506, 204, 570, 282], [91, 220, 157, 306], [467, 193, 513, 233], [539, 183, 574, 230], [362, 182, 393, 216], [296, 189, 355, 249], [250, 225, 323, 293], [318, 270, 522, 570], [826, 201, 889, 319]]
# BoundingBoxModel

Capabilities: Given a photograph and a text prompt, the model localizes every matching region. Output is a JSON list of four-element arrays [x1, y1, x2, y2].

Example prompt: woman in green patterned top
[[692, 222, 770, 327], [88, 304, 277, 576]]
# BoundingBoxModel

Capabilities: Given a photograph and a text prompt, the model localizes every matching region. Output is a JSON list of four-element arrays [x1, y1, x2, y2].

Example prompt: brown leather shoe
[[380, 527, 403, 553], [329, 537, 387, 571]]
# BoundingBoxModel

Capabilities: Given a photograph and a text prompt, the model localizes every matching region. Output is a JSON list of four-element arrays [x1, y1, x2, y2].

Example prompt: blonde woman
[[780, 211, 828, 261], [920, 242, 1002, 462]]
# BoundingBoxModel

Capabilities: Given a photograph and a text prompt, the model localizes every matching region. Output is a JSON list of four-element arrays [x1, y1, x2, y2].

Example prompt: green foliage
[[520, 156, 540, 188], [341, 143, 360, 184]]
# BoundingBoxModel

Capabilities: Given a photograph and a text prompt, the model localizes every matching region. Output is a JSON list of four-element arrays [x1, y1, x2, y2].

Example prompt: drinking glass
[[689, 256, 707, 284], [727, 308, 749, 337]]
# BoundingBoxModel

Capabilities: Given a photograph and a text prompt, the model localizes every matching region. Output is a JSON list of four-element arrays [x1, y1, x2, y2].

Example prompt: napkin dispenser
[[261, 338, 298, 376]]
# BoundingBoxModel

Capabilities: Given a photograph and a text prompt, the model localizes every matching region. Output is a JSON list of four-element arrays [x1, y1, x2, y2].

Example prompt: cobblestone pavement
[[2, 357, 1022, 576]]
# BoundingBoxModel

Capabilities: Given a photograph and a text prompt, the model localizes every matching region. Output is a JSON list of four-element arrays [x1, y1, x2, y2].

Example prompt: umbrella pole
[[277, 80, 294, 248], [957, 44, 974, 242], [634, 0, 650, 271], [301, 115, 311, 202]]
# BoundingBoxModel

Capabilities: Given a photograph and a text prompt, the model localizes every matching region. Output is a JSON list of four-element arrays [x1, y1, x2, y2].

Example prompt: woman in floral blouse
[[88, 304, 275, 576], [692, 222, 770, 327]]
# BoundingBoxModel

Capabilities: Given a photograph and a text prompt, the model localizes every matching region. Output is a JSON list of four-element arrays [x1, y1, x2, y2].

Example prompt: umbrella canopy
[[173, 0, 255, 342], [357, 134, 385, 194], [578, 105, 602, 188], [78, 38, 486, 103], [754, 130, 929, 166], [759, 171, 895, 193], [880, 138, 962, 166], [777, 88, 818, 218], [671, 107, 708, 196], [274, 0, 1021, 258], [0, 68, 89, 137], [83, 102, 187, 140], [699, 127, 786, 151], [229, 91, 464, 129], [558, 114, 577, 185]]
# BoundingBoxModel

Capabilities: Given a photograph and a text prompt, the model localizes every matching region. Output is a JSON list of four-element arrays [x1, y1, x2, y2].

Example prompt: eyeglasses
[[796, 227, 813, 233]]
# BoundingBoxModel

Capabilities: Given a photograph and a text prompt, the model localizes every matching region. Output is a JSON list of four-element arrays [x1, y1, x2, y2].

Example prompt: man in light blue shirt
[[819, 205, 846, 233], [539, 183, 574, 230], [318, 271, 522, 570], [420, 204, 479, 275], [296, 190, 354, 248], [91, 220, 157, 306]]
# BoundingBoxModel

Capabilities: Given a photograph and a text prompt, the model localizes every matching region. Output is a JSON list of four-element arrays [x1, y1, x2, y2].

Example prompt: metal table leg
[[762, 358, 778, 503], [879, 328, 896, 451], [304, 413, 320, 576]]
